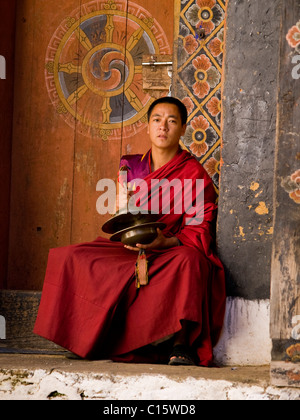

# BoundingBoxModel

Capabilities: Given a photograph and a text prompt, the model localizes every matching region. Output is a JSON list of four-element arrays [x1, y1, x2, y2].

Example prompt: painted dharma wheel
[[45, 0, 171, 140]]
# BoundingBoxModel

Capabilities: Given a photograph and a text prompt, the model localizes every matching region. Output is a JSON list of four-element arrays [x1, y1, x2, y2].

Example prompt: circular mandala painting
[[45, 0, 170, 140]]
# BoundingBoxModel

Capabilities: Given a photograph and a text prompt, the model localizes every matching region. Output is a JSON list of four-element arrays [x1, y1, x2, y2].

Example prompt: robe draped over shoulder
[[34, 148, 226, 366]]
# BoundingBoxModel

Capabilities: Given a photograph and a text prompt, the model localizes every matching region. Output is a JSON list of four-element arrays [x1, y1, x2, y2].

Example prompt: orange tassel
[[135, 249, 148, 288]]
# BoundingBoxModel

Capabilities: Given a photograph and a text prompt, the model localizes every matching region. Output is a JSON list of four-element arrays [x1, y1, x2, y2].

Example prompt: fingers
[[124, 228, 165, 251], [124, 244, 140, 252]]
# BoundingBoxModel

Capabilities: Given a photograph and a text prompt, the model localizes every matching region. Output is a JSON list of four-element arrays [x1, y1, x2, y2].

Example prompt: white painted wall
[[214, 297, 272, 366]]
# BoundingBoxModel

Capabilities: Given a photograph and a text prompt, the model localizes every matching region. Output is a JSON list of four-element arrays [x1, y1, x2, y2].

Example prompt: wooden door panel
[[0, 0, 16, 289], [7, 1, 81, 290], [7, 0, 174, 290], [50, 0, 174, 245]]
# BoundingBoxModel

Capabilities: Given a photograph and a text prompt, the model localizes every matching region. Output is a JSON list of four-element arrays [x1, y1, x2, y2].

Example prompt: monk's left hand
[[124, 229, 179, 252]]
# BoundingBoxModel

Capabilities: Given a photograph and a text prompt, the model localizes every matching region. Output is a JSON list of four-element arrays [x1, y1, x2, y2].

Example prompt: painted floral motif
[[204, 149, 221, 185], [206, 89, 222, 125], [208, 28, 224, 65], [192, 55, 220, 99], [286, 20, 300, 52], [183, 34, 199, 55], [281, 169, 300, 204], [207, 95, 221, 116], [185, 0, 224, 35], [182, 97, 195, 115], [183, 115, 217, 158], [174, 0, 226, 192]]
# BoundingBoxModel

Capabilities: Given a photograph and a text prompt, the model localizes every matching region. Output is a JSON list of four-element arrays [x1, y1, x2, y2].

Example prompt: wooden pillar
[[270, 0, 300, 388], [0, 0, 16, 289]]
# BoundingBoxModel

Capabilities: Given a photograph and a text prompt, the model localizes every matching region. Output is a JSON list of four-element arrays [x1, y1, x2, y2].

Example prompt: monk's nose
[[160, 120, 168, 131]]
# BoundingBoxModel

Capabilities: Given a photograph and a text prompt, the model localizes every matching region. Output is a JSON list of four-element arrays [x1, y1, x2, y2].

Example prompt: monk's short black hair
[[147, 97, 188, 126]]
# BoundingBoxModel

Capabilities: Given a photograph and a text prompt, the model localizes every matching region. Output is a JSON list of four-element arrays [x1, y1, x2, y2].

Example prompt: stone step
[[0, 354, 299, 400]]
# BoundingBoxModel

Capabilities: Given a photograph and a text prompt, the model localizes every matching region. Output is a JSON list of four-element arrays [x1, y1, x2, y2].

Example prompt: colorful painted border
[[174, 0, 227, 193]]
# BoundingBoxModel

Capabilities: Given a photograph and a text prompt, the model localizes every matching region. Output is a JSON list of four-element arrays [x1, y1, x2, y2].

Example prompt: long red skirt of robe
[[34, 149, 226, 366]]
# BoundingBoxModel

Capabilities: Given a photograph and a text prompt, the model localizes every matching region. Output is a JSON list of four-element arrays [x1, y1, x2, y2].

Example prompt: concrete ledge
[[0, 354, 299, 400]]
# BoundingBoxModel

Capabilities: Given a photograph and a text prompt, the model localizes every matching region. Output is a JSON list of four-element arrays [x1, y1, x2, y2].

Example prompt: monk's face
[[147, 103, 186, 152]]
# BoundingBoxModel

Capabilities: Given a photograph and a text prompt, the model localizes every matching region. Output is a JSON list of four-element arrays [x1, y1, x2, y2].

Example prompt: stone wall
[[217, 0, 282, 300]]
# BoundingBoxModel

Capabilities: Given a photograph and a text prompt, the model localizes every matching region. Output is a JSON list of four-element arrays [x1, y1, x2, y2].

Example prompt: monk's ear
[[181, 124, 187, 136]]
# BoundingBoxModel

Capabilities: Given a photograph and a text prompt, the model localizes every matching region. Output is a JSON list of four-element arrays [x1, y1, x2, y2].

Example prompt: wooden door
[[0, 0, 16, 290], [7, 0, 174, 291]]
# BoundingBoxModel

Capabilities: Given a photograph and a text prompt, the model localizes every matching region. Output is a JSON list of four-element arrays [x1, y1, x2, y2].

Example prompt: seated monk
[[34, 97, 226, 367]]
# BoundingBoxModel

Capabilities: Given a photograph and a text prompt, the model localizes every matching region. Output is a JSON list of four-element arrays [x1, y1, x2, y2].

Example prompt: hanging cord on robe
[[135, 248, 149, 288]]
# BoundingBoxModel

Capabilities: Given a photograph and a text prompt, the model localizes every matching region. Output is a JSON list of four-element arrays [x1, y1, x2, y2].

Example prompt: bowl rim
[[110, 222, 166, 242]]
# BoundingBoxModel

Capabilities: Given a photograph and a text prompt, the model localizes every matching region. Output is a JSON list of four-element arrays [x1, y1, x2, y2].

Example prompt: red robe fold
[[34, 149, 226, 366]]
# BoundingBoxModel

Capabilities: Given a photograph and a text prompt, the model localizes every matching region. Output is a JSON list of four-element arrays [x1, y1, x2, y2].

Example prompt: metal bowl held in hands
[[102, 211, 166, 246], [110, 222, 166, 246]]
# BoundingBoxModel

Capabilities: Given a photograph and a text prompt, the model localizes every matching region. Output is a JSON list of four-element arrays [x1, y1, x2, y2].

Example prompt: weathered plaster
[[214, 298, 272, 366], [217, 0, 282, 299]]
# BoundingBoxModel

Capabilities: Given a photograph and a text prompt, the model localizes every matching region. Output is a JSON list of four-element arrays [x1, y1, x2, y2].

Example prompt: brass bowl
[[102, 210, 161, 234], [110, 222, 166, 246]]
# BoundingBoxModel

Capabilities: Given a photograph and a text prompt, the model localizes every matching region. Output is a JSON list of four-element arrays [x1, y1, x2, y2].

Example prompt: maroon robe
[[34, 148, 226, 366]]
